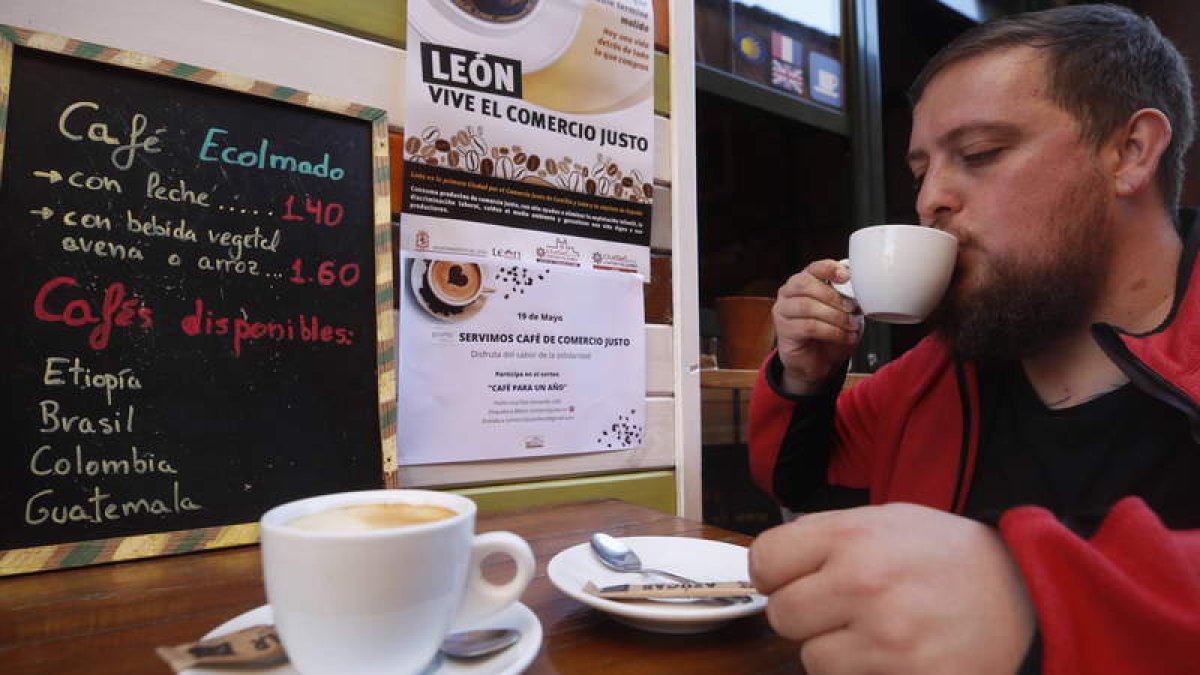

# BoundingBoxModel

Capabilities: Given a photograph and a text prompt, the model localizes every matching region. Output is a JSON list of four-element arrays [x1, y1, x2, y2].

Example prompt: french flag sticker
[[771, 32, 802, 65]]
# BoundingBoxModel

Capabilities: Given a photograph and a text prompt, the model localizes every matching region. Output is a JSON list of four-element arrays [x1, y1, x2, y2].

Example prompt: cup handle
[[457, 531, 535, 624], [830, 258, 855, 299]]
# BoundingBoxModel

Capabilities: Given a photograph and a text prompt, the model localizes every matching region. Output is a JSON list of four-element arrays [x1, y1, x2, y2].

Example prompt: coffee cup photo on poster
[[832, 224, 958, 324], [259, 489, 535, 675], [409, 257, 494, 322], [410, 0, 587, 74]]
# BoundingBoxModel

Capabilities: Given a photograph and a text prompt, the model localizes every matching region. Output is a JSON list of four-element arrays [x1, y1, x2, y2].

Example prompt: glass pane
[[738, 0, 841, 36], [695, 0, 844, 111], [696, 0, 733, 71], [732, 0, 843, 108]]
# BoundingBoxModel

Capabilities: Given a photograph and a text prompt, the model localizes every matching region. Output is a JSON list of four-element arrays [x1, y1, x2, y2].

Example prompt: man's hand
[[773, 260, 863, 395], [749, 503, 1035, 675]]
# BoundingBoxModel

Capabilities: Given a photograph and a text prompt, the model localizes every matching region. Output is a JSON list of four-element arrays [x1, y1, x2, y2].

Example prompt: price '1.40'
[[281, 194, 344, 227]]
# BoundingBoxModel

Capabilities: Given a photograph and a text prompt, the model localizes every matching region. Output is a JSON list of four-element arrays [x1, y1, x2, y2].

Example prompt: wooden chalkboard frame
[[0, 25, 396, 576]]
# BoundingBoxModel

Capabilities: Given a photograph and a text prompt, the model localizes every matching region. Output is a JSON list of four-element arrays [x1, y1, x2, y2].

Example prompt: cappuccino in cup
[[288, 502, 456, 532], [428, 260, 484, 307], [260, 490, 534, 675]]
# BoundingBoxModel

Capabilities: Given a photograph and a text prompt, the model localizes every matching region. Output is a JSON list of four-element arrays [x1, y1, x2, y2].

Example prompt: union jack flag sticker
[[770, 58, 805, 96]]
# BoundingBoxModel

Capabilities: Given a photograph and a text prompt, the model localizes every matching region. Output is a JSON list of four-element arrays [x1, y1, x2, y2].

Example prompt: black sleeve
[[1017, 627, 1044, 675], [762, 355, 869, 511]]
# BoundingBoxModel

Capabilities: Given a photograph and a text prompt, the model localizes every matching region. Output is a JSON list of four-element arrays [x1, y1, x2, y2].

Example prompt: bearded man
[[746, 5, 1200, 674]]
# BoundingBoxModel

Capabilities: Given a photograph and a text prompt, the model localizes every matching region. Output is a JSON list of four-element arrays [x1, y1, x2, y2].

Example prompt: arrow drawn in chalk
[[33, 170, 63, 184]]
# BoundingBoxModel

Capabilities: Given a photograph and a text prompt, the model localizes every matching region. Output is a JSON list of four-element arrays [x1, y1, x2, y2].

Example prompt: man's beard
[[929, 178, 1112, 363]]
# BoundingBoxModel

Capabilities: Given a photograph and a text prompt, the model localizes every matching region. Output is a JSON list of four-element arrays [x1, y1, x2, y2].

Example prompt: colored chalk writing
[[0, 28, 391, 573]]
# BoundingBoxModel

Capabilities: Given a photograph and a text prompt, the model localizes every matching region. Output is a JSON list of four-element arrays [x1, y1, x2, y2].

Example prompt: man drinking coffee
[[746, 5, 1200, 674]]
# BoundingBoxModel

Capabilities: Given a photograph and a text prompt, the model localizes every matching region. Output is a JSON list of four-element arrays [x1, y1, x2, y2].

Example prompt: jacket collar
[[1091, 208, 1200, 430]]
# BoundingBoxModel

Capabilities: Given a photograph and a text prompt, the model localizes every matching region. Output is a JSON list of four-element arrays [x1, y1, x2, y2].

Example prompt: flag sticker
[[809, 51, 842, 108], [771, 32, 802, 65], [770, 59, 805, 96], [738, 33, 767, 64]]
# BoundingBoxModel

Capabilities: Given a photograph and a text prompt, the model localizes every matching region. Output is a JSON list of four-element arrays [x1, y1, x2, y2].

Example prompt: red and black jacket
[[748, 211, 1200, 674]]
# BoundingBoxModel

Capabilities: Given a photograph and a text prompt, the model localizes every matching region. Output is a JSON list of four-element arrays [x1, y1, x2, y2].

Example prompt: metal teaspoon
[[439, 628, 521, 659], [588, 533, 750, 604]]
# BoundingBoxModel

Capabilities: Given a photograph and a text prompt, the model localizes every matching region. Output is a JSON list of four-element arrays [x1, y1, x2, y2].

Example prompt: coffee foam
[[429, 261, 482, 304], [288, 503, 457, 532]]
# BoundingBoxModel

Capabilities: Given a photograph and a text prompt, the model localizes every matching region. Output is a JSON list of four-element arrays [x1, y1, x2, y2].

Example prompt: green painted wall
[[231, 0, 406, 46], [451, 471, 677, 515]]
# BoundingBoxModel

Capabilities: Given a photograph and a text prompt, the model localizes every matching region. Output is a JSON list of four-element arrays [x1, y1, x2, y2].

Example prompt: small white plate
[[547, 536, 767, 634], [182, 602, 542, 675]]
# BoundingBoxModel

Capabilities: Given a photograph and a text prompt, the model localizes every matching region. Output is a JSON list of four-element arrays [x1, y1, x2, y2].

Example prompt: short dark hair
[[909, 4, 1195, 211]]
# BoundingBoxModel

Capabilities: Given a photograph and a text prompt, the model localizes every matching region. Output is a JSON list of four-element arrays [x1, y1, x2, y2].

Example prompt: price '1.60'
[[289, 259, 361, 287]]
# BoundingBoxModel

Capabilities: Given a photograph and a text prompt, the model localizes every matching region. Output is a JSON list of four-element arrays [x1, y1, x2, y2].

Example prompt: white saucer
[[182, 602, 541, 675], [547, 536, 767, 634]]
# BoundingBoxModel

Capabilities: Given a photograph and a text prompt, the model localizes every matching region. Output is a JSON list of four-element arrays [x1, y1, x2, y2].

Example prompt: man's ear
[[1112, 108, 1172, 198]]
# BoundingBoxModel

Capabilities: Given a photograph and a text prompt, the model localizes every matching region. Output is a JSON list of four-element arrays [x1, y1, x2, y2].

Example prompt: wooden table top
[[0, 498, 800, 674]]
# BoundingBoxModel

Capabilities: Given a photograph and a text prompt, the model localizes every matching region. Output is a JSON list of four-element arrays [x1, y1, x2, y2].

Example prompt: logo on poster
[[536, 238, 581, 267], [492, 246, 522, 261], [420, 42, 522, 98], [591, 251, 639, 273], [415, 230, 431, 251], [524, 435, 545, 450]]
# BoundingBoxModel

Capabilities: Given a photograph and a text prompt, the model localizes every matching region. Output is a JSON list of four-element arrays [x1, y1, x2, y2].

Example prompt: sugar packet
[[584, 580, 758, 600], [156, 624, 287, 672]]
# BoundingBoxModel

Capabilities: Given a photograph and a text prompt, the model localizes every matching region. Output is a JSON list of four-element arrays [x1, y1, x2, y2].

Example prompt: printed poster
[[400, 0, 656, 276], [398, 253, 645, 464]]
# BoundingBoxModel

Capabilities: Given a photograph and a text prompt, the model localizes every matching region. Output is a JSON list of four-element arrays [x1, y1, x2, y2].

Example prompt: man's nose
[[915, 165, 962, 226]]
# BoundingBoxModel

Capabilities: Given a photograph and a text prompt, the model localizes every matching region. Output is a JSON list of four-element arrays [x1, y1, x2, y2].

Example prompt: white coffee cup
[[260, 489, 535, 675], [418, 259, 488, 308], [832, 224, 958, 324]]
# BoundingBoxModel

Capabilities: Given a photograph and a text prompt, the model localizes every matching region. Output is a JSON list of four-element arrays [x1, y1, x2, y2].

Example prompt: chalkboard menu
[[0, 27, 395, 575]]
